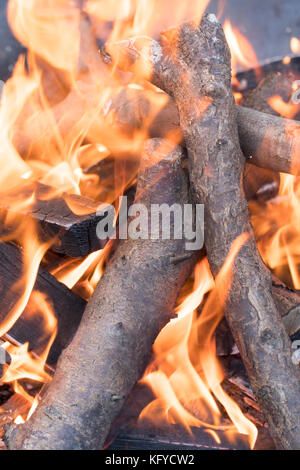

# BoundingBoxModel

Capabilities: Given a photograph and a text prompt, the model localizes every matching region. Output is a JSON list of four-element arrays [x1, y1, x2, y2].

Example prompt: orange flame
[[1, 291, 57, 421], [0, 0, 262, 443], [251, 171, 300, 290], [290, 37, 300, 54], [268, 95, 299, 119], [140, 235, 257, 449], [224, 20, 260, 86]]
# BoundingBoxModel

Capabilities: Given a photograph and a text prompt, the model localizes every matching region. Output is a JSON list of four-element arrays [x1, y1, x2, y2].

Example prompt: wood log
[[272, 276, 300, 339], [241, 70, 300, 119], [237, 106, 300, 175], [115, 15, 300, 449], [0, 184, 106, 258], [0, 394, 30, 428], [102, 44, 300, 176], [4, 139, 197, 450], [0, 242, 86, 365], [216, 278, 300, 356], [240, 73, 287, 201]]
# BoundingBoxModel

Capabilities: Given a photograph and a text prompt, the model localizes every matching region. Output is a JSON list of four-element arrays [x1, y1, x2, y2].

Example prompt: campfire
[[0, 0, 299, 451]]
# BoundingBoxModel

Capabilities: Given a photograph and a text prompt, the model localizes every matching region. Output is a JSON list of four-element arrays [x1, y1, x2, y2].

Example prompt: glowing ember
[[291, 37, 300, 54], [140, 236, 257, 449]]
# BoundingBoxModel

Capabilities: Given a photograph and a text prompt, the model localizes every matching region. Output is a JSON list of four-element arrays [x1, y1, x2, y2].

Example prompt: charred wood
[[0, 184, 105, 258], [103, 47, 300, 177], [0, 242, 85, 365]]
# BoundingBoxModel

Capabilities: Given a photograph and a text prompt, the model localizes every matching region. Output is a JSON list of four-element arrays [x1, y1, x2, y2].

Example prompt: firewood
[[216, 279, 300, 356], [237, 106, 300, 175], [109, 87, 281, 201], [0, 184, 106, 258], [109, 88, 279, 202], [13, 63, 300, 177], [113, 15, 300, 449], [4, 139, 197, 450], [272, 276, 300, 339], [241, 71, 300, 118], [0, 394, 30, 428], [0, 242, 85, 365], [101, 48, 300, 177], [239, 73, 287, 201]]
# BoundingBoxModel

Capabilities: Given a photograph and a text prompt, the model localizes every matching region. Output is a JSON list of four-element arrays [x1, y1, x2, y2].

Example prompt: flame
[[282, 56, 291, 65], [140, 235, 257, 449], [291, 37, 300, 54], [8, 0, 81, 72], [1, 291, 57, 421], [51, 242, 111, 299], [0, 0, 261, 444], [86, 0, 211, 42], [268, 96, 299, 119], [251, 171, 300, 289], [224, 20, 260, 86]]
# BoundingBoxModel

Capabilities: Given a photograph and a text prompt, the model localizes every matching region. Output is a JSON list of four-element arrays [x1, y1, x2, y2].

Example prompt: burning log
[[237, 106, 300, 175], [0, 184, 105, 258], [4, 139, 197, 450], [114, 15, 300, 449], [240, 73, 287, 201], [241, 71, 300, 118], [13, 65, 300, 178], [272, 277, 300, 339], [0, 242, 85, 365], [103, 54, 300, 177], [0, 394, 30, 429], [217, 279, 300, 356]]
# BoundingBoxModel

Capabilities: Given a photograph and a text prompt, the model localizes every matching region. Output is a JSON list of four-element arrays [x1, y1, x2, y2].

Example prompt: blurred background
[[1, 0, 300, 82]]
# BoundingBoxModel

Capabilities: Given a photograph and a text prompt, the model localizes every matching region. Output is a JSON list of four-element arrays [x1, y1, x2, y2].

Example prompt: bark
[[241, 70, 300, 118], [117, 15, 300, 449], [216, 279, 300, 356], [272, 276, 300, 338], [240, 73, 284, 201], [5, 139, 197, 450], [103, 45, 300, 176], [0, 242, 85, 365], [237, 106, 300, 175]]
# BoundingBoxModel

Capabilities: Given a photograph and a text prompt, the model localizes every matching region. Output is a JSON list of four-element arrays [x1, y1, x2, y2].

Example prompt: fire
[[291, 37, 300, 54], [0, 0, 269, 449], [140, 236, 258, 449], [282, 56, 291, 65], [223, 20, 260, 86], [268, 96, 299, 119], [1, 291, 56, 422], [251, 172, 300, 289]]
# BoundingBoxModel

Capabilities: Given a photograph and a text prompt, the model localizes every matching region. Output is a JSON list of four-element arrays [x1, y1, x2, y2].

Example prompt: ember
[[0, 0, 299, 452]]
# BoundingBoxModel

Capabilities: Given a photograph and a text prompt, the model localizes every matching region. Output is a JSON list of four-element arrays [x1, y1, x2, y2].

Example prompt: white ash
[[207, 13, 219, 24], [151, 40, 163, 65]]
